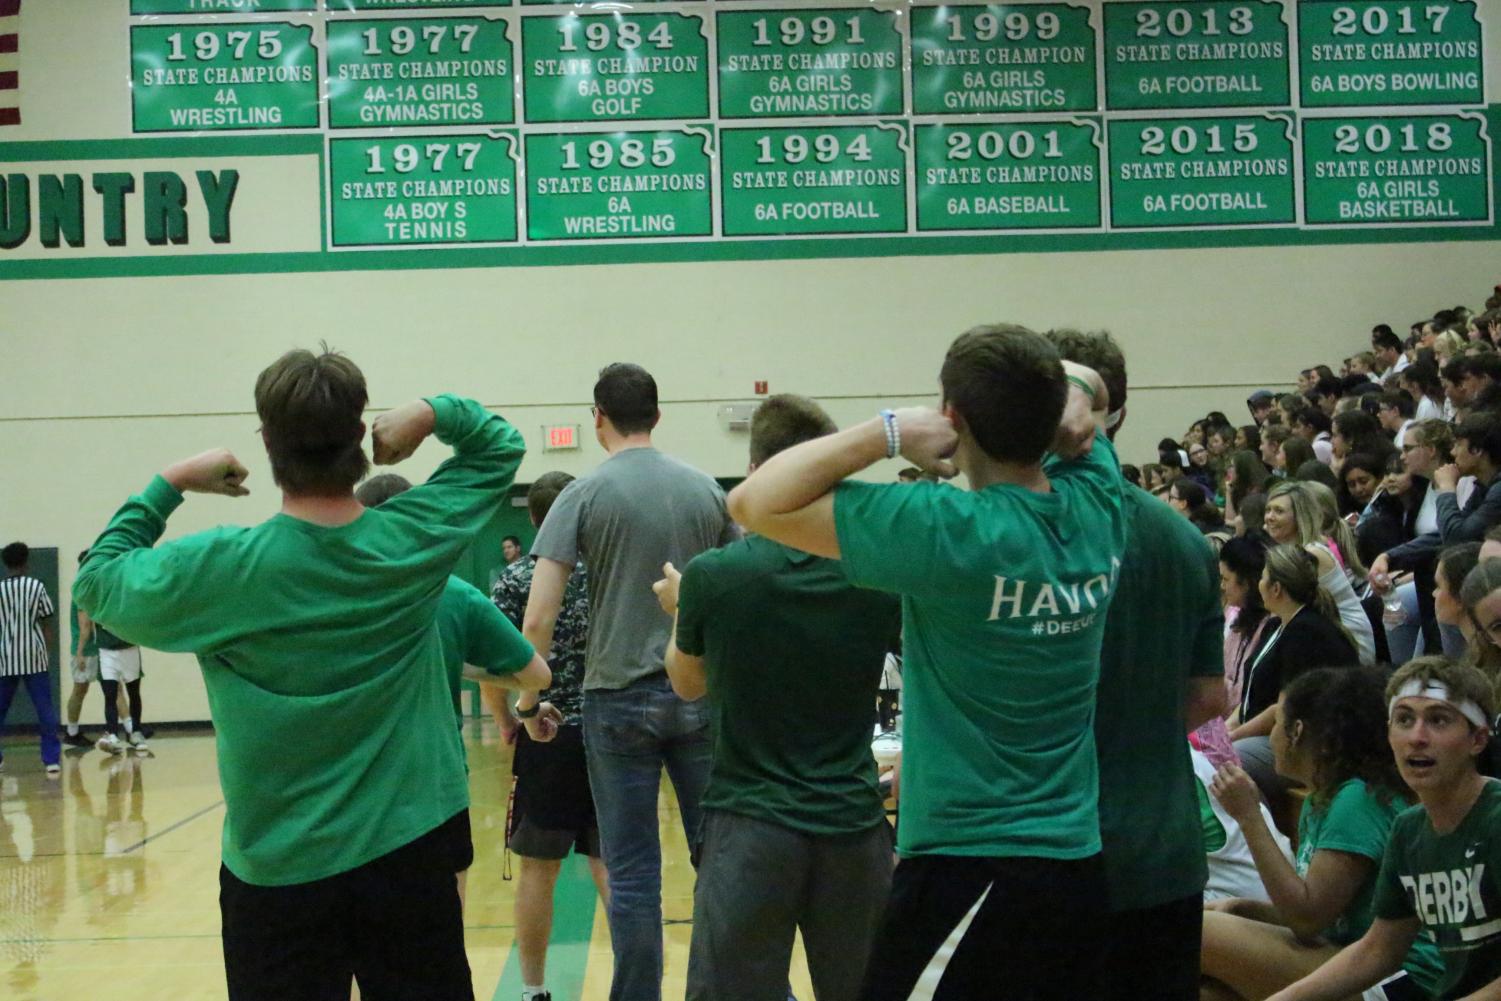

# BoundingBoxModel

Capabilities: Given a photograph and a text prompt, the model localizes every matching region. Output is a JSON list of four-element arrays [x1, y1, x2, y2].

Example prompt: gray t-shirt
[[532, 447, 737, 690]]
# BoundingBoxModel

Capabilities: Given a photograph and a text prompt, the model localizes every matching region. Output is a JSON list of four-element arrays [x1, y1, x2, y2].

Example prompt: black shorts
[[510, 724, 599, 860], [441, 807, 474, 874], [859, 853, 1108, 1001], [1102, 894, 1202, 1001], [220, 811, 472, 1001]]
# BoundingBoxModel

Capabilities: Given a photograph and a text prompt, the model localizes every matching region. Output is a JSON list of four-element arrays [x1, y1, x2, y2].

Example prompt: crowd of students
[[1135, 289, 1501, 1000], [33, 285, 1501, 1001]]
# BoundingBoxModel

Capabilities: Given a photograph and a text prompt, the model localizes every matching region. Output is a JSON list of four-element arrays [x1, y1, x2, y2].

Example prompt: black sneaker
[[63, 730, 92, 748]]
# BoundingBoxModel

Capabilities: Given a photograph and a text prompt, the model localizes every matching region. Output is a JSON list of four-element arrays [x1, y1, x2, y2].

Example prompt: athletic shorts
[[71, 655, 99, 684], [860, 853, 1108, 1001], [441, 808, 474, 874], [509, 724, 600, 860], [99, 647, 142, 683]]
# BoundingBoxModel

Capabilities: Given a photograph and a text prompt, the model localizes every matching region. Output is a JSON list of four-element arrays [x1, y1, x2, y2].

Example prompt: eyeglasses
[[589, 406, 598, 417]]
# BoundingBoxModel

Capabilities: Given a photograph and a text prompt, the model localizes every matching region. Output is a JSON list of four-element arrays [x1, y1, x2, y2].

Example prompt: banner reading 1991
[[0, 0, 1492, 274]]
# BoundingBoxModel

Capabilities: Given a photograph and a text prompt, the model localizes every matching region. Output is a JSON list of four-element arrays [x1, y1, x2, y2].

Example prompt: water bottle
[[1382, 588, 1406, 628]]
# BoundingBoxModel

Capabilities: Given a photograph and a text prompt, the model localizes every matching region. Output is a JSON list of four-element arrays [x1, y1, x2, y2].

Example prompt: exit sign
[[542, 424, 581, 451]]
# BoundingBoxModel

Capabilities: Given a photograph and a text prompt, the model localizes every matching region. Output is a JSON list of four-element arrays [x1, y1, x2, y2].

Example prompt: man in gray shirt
[[524, 363, 736, 1001]]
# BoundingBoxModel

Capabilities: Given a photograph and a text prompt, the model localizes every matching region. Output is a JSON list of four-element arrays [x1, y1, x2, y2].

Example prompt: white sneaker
[[128, 731, 149, 751], [45, 763, 61, 777], [96, 733, 127, 754]]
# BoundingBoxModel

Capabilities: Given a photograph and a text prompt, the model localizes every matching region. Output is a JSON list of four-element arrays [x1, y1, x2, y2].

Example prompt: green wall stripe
[[0, 219, 1499, 282], [0, 135, 324, 161]]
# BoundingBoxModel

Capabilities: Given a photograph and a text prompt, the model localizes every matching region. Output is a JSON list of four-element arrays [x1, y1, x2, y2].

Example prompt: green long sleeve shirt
[[74, 395, 525, 886]]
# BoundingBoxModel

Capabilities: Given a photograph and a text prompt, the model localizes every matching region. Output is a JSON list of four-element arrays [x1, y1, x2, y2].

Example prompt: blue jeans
[[583, 673, 712, 1001], [1385, 582, 1468, 665], [0, 671, 61, 766]]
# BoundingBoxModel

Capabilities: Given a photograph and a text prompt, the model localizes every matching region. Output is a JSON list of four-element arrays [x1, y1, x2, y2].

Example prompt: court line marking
[[117, 799, 224, 855]]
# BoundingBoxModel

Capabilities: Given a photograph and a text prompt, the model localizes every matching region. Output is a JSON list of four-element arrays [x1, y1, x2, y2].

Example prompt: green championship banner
[[0, 0, 1494, 278]]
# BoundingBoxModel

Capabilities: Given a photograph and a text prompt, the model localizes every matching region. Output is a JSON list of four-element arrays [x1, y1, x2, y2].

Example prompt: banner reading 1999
[[28, 0, 1499, 271]]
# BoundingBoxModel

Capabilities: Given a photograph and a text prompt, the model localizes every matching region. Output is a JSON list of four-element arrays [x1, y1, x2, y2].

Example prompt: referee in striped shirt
[[0, 542, 61, 775]]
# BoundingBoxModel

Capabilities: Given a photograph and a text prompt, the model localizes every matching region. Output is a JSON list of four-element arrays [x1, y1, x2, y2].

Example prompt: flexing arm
[[1266, 918, 1416, 1001], [73, 450, 249, 650]]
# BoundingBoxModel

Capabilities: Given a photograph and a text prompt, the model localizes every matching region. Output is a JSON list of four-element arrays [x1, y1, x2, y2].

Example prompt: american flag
[[0, 0, 18, 127]]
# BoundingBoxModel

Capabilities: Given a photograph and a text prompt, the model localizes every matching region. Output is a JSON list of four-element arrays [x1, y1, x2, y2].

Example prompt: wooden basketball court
[[0, 722, 821, 1000]]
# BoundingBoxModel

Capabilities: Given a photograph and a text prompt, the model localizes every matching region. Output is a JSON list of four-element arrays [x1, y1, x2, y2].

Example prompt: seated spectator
[[1293, 410, 1335, 465], [1371, 327, 1409, 385], [1398, 360, 1446, 422], [1433, 329, 1466, 368], [1370, 420, 1454, 662], [1330, 411, 1395, 475], [1186, 441, 1217, 492], [1236, 424, 1263, 456], [1308, 377, 1342, 418], [1248, 390, 1277, 427], [1266, 657, 1501, 1001], [1202, 668, 1445, 1001], [1347, 454, 1407, 567], [1194, 747, 1293, 904], [1228, 544, 1359, 799], [1208, 424, 1237, 461], [1202, 536, 1273, 746], [1159, 437, 1191, 476], [1374, 414, 1501, 660], [1434, 543, 1483, 648], [1279, 393, 1312, 428], [1238, 494, 1269, 539], [1225, 450, 1270, 531], [1294, 461, 1339, 492], [1338, 452, 1385, 522], [1375, 390, 1416, 446], [1170, 478, 1231, 548], [1278, 436, 1317, 476], [1262, 482, 1375, 665], [1262, 425, 1292, 473], [1457, 556, 1501, 687], [1346, 352, 1378, 379], [1121, 463, 1141, 487], [1141, 462, 1171, 493]]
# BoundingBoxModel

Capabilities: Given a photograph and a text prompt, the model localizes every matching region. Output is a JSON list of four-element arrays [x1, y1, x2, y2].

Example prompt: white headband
[[1389, 679, 1490, 729]]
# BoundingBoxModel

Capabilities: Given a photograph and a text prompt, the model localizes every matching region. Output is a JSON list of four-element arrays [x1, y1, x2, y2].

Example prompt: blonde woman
[[1263, 482, 1375, 665]]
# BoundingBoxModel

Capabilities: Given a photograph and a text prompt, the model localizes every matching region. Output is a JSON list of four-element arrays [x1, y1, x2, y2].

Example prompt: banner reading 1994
[[0, 0, 1492, 274]]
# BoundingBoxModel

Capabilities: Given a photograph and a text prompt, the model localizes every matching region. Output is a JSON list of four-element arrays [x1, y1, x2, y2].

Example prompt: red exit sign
[[542, 424, 581, 451]]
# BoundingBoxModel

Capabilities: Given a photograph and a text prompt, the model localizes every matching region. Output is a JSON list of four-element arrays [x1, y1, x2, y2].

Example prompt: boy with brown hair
[[1270, 656, 1501, 1000], [75, 347, 541, 1000]]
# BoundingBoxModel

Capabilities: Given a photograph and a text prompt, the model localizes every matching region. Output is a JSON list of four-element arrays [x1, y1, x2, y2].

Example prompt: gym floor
[[0, 720, 822, 1000]]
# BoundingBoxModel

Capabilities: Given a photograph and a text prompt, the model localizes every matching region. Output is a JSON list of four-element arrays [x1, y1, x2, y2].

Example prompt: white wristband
[[879, 410, 900, 460]]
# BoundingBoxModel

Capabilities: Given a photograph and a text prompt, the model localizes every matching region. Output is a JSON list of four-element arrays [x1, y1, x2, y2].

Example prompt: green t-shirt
[[833, 431, 1126, 859], [73, 395, 524, 887], [436, 574, 535, 720], [675, 535, 901, 835], [1375, 779, 1501, 999], [1095, 486, 1222, 911], [71, 600, 97, 657]]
